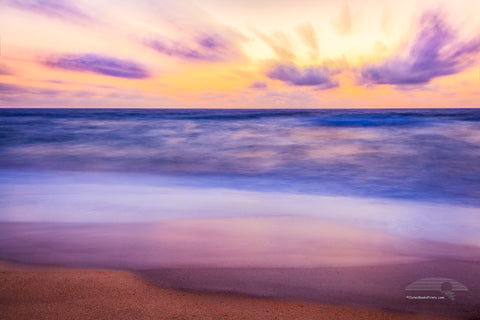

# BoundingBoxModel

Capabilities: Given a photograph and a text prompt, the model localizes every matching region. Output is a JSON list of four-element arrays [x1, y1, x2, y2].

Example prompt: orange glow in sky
[[1, 0, 479, 108]]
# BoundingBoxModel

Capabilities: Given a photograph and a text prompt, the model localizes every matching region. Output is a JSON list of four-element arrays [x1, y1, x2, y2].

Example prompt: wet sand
[[0, 260, 459, 320], [137, 260, 480, 319], [1, 220, 480, 318]]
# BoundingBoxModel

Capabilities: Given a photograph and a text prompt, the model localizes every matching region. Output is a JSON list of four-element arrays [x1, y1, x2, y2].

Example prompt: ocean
[[2, 108, 480, 201], [2, 108, 480, 315], [1, 108, 480, 260]]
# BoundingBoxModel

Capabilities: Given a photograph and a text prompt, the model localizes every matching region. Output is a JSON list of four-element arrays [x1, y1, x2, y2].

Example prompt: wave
[[1, 109, 480, 204]]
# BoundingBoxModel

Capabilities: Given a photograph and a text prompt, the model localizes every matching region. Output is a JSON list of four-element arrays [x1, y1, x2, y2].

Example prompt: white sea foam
[[1, 171, 479, 249]]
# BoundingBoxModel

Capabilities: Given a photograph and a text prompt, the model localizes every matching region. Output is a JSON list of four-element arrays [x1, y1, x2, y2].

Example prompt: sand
[[0, 260, 458, 320], [137, 261, 480, 318]]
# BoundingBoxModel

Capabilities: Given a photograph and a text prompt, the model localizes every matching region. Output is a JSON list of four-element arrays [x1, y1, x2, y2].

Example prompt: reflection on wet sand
[[1, 216, 479, 269]]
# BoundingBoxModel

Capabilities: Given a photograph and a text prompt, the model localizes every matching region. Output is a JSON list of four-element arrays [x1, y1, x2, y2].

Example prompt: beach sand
[[0, 260, 459, 320]]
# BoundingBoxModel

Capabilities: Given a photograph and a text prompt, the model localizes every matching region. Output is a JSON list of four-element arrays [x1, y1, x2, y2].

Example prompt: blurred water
[[1, 109, 480, 317], [1, 108, 480, 204], [1, 108, 480, 264]]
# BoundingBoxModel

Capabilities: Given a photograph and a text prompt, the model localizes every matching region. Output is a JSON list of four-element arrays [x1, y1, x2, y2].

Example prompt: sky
[[1, 0, 480, 108]]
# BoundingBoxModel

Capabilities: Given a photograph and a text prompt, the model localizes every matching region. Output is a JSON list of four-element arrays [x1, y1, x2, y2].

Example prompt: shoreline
[[0, 260, 460, 320], [1, 218, 480, 318]]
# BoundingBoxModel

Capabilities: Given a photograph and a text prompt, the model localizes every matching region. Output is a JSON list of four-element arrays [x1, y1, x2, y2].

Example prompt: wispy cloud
[[6, 0, 92, 24], [249, 81, 268, 89], [145, 32, 242, 62], [0, 82, 161, 107], [44, 54, 150, 79], [296, 23, 319, 58], [0, 64, 13, 75], [0, 83, 27, 94], [357, 11, 480, 87], [334, 4, 352, 35], [252, 30, 295, 61], [255, 88, 318, 108], [266, 63, 339, 89], [0, 82, 60, 96]]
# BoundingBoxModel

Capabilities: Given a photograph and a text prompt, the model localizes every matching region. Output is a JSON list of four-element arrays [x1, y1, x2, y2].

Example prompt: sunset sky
[[1, 0, 480, 108]]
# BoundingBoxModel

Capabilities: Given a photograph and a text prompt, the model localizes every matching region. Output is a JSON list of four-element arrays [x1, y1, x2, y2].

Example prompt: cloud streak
[[6, 0, 92, 23], [358, 11, 480, 86], [44, 54, 150, 79], [0, 82, 60, 97], [0, 64, 13, 75], [266, 63, 339, 89], [0, 83, 28, 94], [296, 23, 319, 57], [334, 4, 353, 35], [249, 81, 268, 89], [252, 30, 295, 61], [146, 32, 242, 62]]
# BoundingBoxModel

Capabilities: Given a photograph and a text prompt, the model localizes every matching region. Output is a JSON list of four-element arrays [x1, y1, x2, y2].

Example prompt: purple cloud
[[0, 83, 26, 94], [6, 0, 92, 23], [358, 11, 480, 86], [249, 81, 268, 89], [198, 34, 226, 50], [0, 64, 13, 75], [146, 32, 241, 62], [266, 63, 339, 89], [44, 54, 149, 79], [0, 82, 59, 96]]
